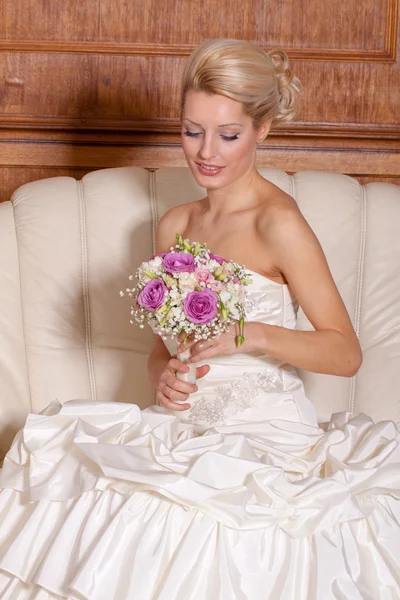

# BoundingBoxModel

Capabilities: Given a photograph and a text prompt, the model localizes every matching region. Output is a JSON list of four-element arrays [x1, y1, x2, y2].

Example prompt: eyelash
[[184, 130, 239, 141]]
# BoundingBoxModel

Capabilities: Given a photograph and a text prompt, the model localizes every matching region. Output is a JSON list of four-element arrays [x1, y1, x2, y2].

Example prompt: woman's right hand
[[156, 358, 210, 411]]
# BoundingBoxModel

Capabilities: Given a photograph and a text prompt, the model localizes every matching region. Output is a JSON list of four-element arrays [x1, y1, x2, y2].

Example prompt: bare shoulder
[[255, 186, 325, 280], [258, 186, 306, 241], [156, 201, 200, 253]]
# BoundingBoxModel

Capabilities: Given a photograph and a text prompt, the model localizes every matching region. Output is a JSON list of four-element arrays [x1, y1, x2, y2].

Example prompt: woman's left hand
[[177, 322, 260, 363]]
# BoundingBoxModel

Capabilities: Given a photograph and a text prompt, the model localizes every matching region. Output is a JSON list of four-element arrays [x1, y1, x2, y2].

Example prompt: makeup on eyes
[[183, 118, 243, 139], [184, 130, 239, 141]]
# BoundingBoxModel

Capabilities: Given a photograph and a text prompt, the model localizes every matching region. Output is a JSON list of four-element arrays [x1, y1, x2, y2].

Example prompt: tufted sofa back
[[0, 167, 399, 457]]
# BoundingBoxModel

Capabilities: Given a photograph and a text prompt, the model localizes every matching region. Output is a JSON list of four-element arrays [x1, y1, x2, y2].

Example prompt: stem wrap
[[176, 347, 197, 385]]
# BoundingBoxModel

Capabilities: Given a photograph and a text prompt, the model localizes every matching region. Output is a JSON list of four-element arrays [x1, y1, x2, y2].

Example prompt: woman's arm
[[147, 335, 172, 389], [251, 207, 362, 376], [245, 323, 361, 377]]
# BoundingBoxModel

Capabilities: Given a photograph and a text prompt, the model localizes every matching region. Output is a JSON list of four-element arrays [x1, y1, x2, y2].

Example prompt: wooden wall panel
[[1, 0, 396, 58], [0, 0, 399, 201], [0, 53, 399, 134], [356, 175, 400, 186]]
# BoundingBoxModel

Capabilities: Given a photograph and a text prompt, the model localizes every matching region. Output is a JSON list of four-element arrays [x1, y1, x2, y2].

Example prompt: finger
[[185, 341, 211, 360], [189, 342, 214, 360], [193, 340, 212, 354], [168, 358, 190, 373], [157, 391, 191, 411], [157, 394, 189, 411], [177, 337, 197, 354], [177, 332, 195, 344], [164, 373, 198, 395], [196, 364, 211, 379], [162, 383, 191, 403], [188, 346, 218, 363]]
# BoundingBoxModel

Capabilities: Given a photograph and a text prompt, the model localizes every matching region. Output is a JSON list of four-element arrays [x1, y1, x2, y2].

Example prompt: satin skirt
[[0, 399, 399, 599]]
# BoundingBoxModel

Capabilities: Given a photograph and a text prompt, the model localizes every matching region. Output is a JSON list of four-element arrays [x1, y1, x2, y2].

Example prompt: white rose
[[227, 282, 245, 303], [169, 289, 181, 301], [178, 272, 198, 293], [219, 290, 232, 305], [203, 259, 220, 272], [152, 256, 163, 267]]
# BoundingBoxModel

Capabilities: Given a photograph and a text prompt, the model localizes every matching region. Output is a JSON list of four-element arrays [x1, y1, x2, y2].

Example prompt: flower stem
[[236, 316, 245, 347]]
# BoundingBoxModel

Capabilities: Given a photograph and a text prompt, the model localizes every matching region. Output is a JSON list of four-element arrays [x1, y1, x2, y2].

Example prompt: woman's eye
[[221, 134, 239, 141], [184, 130, 201, 137]]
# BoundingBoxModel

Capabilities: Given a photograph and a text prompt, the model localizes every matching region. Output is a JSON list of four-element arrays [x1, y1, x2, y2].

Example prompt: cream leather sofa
[[1, 167, 399, 459]]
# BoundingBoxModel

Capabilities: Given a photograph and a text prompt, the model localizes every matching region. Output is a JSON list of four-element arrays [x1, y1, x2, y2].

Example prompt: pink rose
[[195, 268, 212, 283], [163, 252, 195, 273], [183, 290, 218, 324], [137, 279, 168, 311], [208, 279, 223, 292]]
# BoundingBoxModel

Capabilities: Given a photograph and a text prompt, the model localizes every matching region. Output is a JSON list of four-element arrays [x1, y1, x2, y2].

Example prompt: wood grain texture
[[0, 0, 399, 193], [1, 0, 397, 59], [0, 138, 397, 175], [0, 40, 396, 62], [1, 52, 399, 133], [0, 131, 398, 176], [355, 175, 400, 186]]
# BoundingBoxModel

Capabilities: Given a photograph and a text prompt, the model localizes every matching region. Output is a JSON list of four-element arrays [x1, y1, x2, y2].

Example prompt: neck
[[205, 165, 263, 216]]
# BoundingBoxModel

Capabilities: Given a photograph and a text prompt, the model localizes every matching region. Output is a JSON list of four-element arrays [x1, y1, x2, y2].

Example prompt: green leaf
[[143, 270, 158, 279]]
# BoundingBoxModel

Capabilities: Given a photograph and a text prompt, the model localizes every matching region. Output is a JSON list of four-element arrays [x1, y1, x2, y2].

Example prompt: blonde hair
[[181, 39, 301, 128]]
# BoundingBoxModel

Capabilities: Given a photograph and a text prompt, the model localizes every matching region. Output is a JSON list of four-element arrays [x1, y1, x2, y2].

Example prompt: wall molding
[[0, 0, 398, 67], [0, 40, 395, 63], [0, 116, 399, 140], [0, 139, 398, 176]]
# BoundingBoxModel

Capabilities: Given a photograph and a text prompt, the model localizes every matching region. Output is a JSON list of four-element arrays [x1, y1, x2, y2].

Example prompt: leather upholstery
[[0, 167, 399, 457]]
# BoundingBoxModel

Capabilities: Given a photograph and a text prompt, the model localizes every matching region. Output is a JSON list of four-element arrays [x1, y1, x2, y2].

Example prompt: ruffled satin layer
[[0, 400, 399, 599]]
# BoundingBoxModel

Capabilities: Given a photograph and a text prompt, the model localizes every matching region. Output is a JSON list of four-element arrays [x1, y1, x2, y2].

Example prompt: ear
[[257, 120, 272, 143]]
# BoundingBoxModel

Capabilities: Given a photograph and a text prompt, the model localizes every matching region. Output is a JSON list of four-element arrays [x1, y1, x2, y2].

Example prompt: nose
[[198, 133, 218, 162]]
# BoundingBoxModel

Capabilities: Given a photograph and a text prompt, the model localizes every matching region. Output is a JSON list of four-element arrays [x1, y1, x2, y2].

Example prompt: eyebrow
[[184, 118, 243, 128]]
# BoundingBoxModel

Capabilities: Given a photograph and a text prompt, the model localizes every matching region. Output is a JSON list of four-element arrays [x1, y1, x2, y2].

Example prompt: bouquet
[[121, 234, 252, 383]]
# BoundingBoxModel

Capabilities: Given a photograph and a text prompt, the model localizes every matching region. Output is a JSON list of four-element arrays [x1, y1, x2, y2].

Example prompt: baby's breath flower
[[120, 234, 252, 347]]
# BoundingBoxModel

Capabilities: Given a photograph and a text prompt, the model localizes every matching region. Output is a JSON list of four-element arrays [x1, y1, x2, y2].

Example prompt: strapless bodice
[[165, 271, 318, 432]]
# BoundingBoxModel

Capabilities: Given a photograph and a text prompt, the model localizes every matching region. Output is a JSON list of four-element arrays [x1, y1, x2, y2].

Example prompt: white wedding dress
[[0, 270, 399, 599]]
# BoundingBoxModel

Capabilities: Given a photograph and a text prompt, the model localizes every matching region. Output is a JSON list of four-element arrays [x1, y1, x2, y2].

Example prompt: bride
[[0, 39, 399, 600]]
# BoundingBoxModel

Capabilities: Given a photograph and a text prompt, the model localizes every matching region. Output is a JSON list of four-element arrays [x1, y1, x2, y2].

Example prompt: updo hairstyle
[[181, 39, 301, 129]]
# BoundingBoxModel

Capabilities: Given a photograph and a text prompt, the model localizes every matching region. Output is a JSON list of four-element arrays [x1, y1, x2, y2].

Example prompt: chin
[[188, 162, 231, 190], [195, 175, 229, 190]]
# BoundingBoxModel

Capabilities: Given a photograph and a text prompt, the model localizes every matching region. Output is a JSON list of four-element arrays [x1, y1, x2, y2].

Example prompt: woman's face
[[181, 90, 267, 190]]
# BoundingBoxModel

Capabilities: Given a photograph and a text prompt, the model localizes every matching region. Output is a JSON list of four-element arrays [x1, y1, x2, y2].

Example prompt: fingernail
[[184, 366, 189, 372]]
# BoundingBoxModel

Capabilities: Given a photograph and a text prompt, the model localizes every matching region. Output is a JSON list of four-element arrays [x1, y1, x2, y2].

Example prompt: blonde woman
[[0, 39, 399, 600]]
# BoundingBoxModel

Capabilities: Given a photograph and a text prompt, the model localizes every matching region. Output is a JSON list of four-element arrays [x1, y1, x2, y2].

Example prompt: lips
[[196, 162, 225, 176]]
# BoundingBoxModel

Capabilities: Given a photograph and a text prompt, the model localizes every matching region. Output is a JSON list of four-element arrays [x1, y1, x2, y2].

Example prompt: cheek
[[181, 134, 190, 155], [181, 134, 201, 158], [225, 137, 256, 165]]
